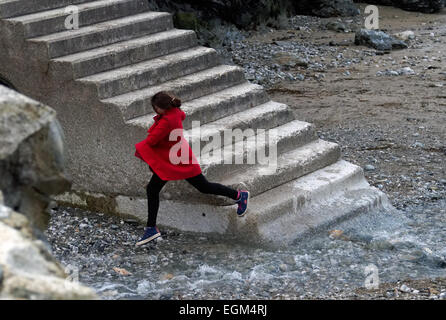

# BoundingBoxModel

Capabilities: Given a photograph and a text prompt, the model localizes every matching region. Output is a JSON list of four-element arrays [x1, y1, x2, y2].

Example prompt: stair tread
[[181, 82, 264, 111], [8, 0, 140, 23], [199, 119, 315, 166], [28, 11, 169, 43], [250, 160, 364, 206], [102, 64, 244, 107], [126, 82, 265, 127], [183, 100, 290, 141], [79, 46, 216, 83], [0, 0, 96, 19], [51, 29, 195, 64], [220, 139, 340, 186]]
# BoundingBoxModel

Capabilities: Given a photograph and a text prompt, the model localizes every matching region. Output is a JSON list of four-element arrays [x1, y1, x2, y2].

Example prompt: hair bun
[[171, 97, 182, 108]]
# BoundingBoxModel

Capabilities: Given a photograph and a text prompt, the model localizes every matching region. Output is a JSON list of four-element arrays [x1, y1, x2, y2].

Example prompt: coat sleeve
[[144, 117, 171, 147]]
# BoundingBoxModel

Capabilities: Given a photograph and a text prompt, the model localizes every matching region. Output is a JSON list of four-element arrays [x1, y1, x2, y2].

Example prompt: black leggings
[[146, 171, 239, 227]]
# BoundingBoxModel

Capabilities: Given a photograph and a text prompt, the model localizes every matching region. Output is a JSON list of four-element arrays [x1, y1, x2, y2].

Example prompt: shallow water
[[46, 199, 446, 299]]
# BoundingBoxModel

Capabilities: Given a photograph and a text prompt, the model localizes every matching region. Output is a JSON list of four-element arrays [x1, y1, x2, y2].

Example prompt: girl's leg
[[185, 173, 239, 200], [146, 171, 168, 227]]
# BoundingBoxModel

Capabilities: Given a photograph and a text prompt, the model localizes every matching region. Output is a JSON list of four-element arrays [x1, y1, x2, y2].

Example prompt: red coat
[[134, 107, 202, 181]]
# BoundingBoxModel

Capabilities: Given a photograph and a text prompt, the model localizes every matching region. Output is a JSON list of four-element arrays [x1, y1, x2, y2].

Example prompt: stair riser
[[182, 88, 270, 130], [188, 108, 295, 154], [34, 13, 173, 59], [201, 124, 318, 181], [50, 30, 197, 80], [0, 0, 95, 19], [120, 69, 246, 121], [22, 0, 149, 39], [92, 49, 219, 99]]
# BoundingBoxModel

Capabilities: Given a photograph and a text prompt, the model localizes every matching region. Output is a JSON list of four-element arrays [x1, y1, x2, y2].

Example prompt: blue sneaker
[[236, 190, 249, 217], [136, 226, 161, 246]]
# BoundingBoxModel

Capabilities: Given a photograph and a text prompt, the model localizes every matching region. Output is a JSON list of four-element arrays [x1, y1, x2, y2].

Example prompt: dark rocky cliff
[[354, 0, 444, 13]]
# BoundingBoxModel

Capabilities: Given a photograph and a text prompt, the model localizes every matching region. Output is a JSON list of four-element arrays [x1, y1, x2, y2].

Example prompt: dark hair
[[151, 91, 182, 110]]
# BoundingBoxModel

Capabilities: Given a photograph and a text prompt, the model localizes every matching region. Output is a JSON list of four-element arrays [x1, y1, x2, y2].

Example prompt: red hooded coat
[[134, 107, 202, 181]]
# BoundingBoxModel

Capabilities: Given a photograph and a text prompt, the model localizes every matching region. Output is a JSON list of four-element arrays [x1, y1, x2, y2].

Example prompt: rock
[[355, 29, 408, 51], [328, 229, 344, 239], [113, 267, 131, 276], [0, 210, 96, 299], [0, 86, 96, 300], [79, 223, 89, 230], [393, 31, 415, 41], [279, 264, 288, 272], [274, 52, 308, 68], [364, 164, 376, 171], [398, 67, 415, 75], [161, 273, 174, 281], [429, 287, 440, 295], [326, 21, 348, 32], [413, 142, 424, 148], [400, 284, 411, 293], [0, 85, 71, 232]]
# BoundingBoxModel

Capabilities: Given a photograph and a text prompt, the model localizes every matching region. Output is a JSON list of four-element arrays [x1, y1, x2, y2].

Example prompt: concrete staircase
[[0, 0, 391, 246]]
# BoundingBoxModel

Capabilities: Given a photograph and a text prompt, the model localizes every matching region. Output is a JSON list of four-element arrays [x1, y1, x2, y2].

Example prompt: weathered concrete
[[0, 1, 391, 245]]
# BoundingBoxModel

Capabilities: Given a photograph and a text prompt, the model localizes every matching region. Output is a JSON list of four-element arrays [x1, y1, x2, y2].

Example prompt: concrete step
[[0, 0, 95, 19], [80, 46, 220, 99], [127, 82, 269, 130], [199, 119, 318, 181], [27, 11, 173, 59], [246, 160, 368, 227], [8, 0, 149, 39], [103, 64, 246, 121], [50, 29, 197, 80], [163, 137, 339, 204], [220, 139, 341, 198], [239, 160, 387, 245], [183, 101, 294, 154]]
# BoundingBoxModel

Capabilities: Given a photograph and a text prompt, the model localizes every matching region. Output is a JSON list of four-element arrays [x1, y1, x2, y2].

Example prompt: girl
[[134, 91, 249, 246]]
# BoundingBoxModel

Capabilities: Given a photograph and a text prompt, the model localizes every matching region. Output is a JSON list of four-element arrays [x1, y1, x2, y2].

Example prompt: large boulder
[[354, 0, 444, 13], [355, 28, 409, 50], [0, 85, 96, 299], [0, 84, 71, 232]]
